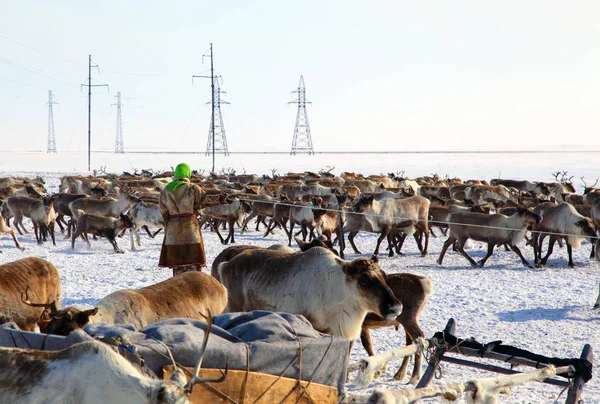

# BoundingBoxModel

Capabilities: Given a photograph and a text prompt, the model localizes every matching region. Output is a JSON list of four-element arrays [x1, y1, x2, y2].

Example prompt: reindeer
[[532, 202, 597, 267], [581, 176, 599, 195], [0, 258, 61, 331], [24, 272, 227, 335], [352, 195, 430, 257], [438, 208, 540, 268], [30, 196, 57, 245], [0, 211, 23, 252], [360, 273, 432, 384], [129, 201, 165, 250], [593, 239, 600, 309], [71, 211, 133, 253], [199, 198, 251, 244], [0, 314, 227, 403]]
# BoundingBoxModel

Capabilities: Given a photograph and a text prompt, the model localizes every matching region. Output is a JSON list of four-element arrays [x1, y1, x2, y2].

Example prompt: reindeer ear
[[577, 218, 589, 227], [295, 237, 308, 250], [87, 307, 99, 316], [370, 254, 379, 264], [343, 259, 371, 276]]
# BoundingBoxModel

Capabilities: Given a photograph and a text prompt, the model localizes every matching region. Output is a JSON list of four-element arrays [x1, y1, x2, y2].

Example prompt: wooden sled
[[164, 366, 338, 404]]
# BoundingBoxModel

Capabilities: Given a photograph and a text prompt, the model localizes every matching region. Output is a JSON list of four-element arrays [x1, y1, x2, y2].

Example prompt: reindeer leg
[[254, 215, 262, 232], [71, 226, 83, 249], [422, 226, 430, 257], [212, 219, 227, 245], [392, 332, 412, 382], [396, 233, 408, 254], [33, 223, 41, 244], [228, 218, 235, 244], [288, 221, 295, 247], [8, 228, 24, 250], [387, 231, 395, 257], [374, 225, 391, 256], [109, 236, 124, 253], [263, 218, 275, 237], [456, 239, 479, 267], [567, 243, 575, 268], [142, 225, 153, 238], [48, 223, 56, 246], [437, 236, 456, 265], [337, 230, 345, 259], [399, 320, 425, 385], [130, 227, 138, 250], [413, 229, 424, 254], [477, 242, 495, 267], [56, 214, 65, 233], [510, 244, 534, 268], [540, 236, 556, 266], [82, 232, 91, 247], [348, 231, 362, 254], [12, 215, 24, 235]]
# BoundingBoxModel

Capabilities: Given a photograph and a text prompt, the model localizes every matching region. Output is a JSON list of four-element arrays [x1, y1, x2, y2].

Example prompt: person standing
[[158, 163, 223, 276]]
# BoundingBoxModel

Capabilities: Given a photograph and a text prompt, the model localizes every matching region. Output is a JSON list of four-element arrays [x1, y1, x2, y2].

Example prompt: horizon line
[[5, 150, 600, 155]]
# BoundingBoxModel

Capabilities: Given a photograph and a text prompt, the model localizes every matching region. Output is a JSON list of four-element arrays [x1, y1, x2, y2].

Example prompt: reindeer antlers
[[580, 176, 599, 189], [21, 286, 57, 310], [21, 286, 59, 322], [184, 309, 228, 393], [551, 170, 573, 184]]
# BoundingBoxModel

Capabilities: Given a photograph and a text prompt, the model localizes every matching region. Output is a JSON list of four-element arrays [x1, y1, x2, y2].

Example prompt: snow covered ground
[[1, 152, 599, 403]]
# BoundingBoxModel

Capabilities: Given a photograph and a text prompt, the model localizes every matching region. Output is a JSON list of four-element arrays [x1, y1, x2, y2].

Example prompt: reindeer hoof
[[407, 376, 420, 385], [115, 250, 125, 254]]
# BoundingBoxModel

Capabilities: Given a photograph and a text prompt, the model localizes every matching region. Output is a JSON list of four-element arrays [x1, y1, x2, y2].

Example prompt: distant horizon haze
[[1, 2, 599, 152]]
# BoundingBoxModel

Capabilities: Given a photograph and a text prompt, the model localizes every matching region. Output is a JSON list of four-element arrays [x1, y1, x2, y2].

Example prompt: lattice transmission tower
[[112, 92, 124, 154], [289, 75, 314, 155], [47, 90, 57, 153], [205, 77, 230, 156]]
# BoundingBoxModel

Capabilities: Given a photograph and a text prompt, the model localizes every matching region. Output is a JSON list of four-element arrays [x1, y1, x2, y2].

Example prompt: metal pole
[[88, 54, 92, 171], [210, 43, 215, 174]]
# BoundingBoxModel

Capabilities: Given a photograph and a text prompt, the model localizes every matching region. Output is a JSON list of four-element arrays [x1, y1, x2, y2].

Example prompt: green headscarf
[[166, 163, 192, 191]]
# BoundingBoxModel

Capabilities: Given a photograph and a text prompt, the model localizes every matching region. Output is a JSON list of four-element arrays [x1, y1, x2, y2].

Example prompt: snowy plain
[[0, 150, 599, 403]]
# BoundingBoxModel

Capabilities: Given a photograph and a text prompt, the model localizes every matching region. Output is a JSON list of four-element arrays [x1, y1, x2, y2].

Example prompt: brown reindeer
[[0, 211, 23, 251], [24, 271, 228, 335], [360, 273, 432, 384], [71, 211, 133, 253], [352, 195, 430, 257], [0, 258, 61, 331]]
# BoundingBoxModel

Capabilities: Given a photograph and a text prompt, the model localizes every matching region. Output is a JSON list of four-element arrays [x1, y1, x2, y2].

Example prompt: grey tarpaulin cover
[[0, 311, 350, 394]]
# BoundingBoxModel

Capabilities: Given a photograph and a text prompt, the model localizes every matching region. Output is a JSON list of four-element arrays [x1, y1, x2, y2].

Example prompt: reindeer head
[[295, 236, 339, 256], [576, 218, 597, 239], [352, 195, 374, 213], [21, 287, 98, 335], [516, 207, 541, 225], [342, 256, 401, 321], [119, 213, 134, 229]]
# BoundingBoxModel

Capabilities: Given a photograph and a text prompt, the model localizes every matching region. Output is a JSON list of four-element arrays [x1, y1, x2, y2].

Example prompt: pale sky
[[1, 1, 599, 153]]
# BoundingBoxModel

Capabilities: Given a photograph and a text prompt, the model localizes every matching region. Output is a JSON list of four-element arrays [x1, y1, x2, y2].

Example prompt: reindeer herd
[[0, 169, 599, 402]]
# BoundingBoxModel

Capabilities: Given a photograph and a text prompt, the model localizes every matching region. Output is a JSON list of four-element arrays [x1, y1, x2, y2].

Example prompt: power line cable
[[0, 56, 80, 88], [0, 33, 83, 66]]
